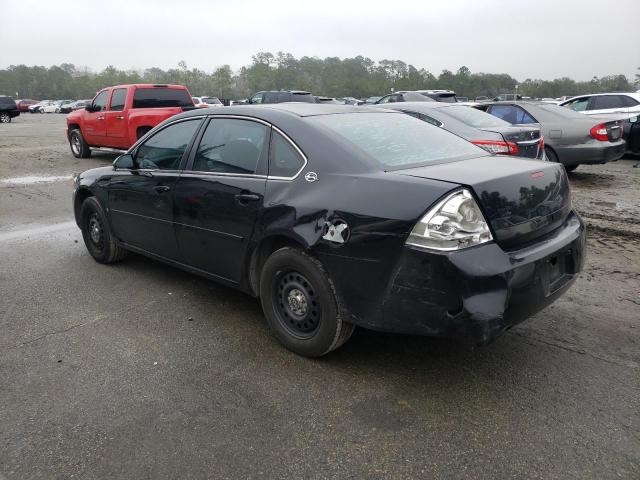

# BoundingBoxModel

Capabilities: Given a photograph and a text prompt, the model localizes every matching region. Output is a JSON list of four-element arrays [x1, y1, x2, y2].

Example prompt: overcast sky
[[1, 0, 638, 81]]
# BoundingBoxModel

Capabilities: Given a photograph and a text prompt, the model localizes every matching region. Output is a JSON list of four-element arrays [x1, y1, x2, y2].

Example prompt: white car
[[559, 92, 640, 116], [28, 100, 54, 113]]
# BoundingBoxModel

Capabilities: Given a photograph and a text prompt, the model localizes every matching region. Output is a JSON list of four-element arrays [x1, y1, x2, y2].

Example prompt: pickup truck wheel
[[69, 129, 91, 158], [259, 247, 355, 357], [0, 112, 11, 123], [80, 197, 127, 264]]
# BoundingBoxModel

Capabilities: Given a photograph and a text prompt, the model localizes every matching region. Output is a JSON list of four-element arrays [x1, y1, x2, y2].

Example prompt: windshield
[[132, 88, 194, 108], [311, 112, 486, 169], [203, 97, 222, 104], [442, 105, 510, 128]]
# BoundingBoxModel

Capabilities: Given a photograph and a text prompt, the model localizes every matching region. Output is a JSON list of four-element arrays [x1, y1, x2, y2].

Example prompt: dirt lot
[[1, 113, 639, 479]]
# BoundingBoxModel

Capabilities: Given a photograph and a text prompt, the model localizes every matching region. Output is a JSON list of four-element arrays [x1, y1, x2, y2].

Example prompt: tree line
[[0, 52, 638, 101]]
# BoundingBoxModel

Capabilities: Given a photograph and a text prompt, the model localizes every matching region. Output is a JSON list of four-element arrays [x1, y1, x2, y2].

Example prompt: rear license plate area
[[546, 248, 575, 293]]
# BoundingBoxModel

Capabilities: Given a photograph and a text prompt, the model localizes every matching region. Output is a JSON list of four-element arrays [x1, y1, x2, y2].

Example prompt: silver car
[[476, 101, 625, 172]]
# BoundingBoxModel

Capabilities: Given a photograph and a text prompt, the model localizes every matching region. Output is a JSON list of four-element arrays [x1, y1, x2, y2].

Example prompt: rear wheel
[[79, 197, 127, 264], [0, 112, 11, 123], [564, 164, 578, 173], [259, 247, 354, 357], [69, 128, 91, 158]]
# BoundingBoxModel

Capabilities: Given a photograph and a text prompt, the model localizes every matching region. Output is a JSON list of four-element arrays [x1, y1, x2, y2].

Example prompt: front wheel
[[69, 129, 91, 158], [564, 164, 578, 172], [79, 197, 127, 264], [259, 247, 354, 357], [0, 112, 11, 123]]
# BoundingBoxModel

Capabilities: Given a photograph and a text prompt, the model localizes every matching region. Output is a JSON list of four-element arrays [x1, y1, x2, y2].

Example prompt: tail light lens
[[406, 189, 493, 251], [471, 140, 519, 155], [590, 123, 609, 141]]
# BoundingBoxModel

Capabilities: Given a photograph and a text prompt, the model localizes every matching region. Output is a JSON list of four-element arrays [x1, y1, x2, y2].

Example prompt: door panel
[[108, 171, 181, 259], [173, 117, 269, 282], [173, 175, 266, 281], [105, 87, 129, 148], [83, 90, 108, 144]]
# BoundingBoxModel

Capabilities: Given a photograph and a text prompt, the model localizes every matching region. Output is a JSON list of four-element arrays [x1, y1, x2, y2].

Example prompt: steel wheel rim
[[87, 213, 104, 250], [274, 270, 321, 338], [71, 133, 81, 155]]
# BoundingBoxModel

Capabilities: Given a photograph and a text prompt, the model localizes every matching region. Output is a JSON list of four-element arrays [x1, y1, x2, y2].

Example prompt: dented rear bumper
[[369, 211, 586, 343]]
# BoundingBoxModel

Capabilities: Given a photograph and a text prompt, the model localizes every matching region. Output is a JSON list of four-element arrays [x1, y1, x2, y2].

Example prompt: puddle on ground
[[1, 175, 72, 185]]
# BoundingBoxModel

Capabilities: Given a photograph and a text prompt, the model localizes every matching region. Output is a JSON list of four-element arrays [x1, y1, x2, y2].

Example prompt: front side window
[[250, 93, 263, 104], [135, 119, 201, 170], [192, 118, 268, 174], [269, 131, 304, 177], [591, 95, 624, 110], [132, 88, 193, 108], [109, 88, 127, 111], [92, 90, 108, 112], [311, 112, 486, 169]]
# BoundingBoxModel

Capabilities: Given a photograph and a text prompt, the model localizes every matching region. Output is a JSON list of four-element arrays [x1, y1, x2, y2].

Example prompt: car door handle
[[153, 185, 171, 193], [97, 116, 105, 120], [116, 115, 124, 120], [235, 193, 260, 204]]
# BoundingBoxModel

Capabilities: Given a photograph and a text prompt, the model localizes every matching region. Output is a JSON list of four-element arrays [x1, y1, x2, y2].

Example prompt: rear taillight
[[472, 140, 519, 155], [590, 123, 609, 141]]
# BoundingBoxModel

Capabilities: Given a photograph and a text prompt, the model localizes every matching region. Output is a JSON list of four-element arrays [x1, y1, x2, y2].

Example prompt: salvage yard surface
[[1, 114, 639, 479]]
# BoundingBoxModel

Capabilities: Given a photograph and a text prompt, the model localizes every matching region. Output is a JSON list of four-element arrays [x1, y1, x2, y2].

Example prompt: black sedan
[[73, 104, 586, 356], [373, 102, 545, 159], [475, 101, 626, 171]]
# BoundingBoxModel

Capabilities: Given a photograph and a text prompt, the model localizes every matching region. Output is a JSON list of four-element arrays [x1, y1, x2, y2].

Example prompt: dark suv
[[247, 90, 316, 104], [0, 96, 20, 123]]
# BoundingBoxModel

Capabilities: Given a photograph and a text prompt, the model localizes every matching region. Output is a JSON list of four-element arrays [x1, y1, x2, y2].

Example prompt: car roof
[[258, 90, 312, 95], [375, 101, 458, 111], [107, 84, 188, 90], [176, 103, 393, 120]]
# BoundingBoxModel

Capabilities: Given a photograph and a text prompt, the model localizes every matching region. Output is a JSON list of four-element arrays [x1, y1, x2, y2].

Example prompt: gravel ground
[[1, 113, 639, 479]]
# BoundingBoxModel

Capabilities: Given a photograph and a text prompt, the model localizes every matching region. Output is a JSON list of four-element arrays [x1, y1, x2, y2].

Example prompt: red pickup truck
[[66, 84, 194, 158]]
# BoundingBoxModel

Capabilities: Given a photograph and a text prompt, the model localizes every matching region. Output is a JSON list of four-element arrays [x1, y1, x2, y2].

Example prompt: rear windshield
[[132, 88, 193, 108], [433, 93, 457, 103], [291, 93, 316, 103], [537, 103, 587, 119], [442, 105, 510, 127], [311, 112, 486, 169]]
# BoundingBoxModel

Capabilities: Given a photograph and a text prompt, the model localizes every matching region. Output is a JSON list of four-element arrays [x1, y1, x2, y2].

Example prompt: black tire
[[69, 128, 91, 158], [0, 112, 11, 123], [564, 164, 578, 173], [79, 196, 128, 264], [259, 247, 355, 357], [137, 127, 152, 140]]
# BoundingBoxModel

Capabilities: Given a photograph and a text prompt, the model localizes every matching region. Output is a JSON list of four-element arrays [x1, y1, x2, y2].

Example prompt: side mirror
[[113, 154, 135, 170], [85, 104, 95, 112]]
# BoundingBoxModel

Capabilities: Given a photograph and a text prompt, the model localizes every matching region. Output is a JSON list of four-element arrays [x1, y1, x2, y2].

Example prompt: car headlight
[[406, 189, 493, 251]]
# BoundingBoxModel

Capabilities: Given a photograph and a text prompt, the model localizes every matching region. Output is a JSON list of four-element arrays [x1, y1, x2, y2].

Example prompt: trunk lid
[[480, 125, 543, 159], [393, 156, 571, 248]]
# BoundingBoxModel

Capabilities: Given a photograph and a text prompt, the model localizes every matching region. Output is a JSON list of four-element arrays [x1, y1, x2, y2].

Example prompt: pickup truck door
[[173, 117, 269, 283], [104, 87, 129, 148], [108, 118, 203, 260], [83, 90, 108, 145]]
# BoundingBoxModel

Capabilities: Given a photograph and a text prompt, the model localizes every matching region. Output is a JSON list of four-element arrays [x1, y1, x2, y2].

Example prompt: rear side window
[[311, 112, 486, 168], [591, 95, 624, 110], [441, 105, 510, 128], [0, 96, 15, 106], [489, 105, 536, 124], [432, 93, 457, 103], [264, 92, 280, 103], [622, 95, 639, 107], [92, 90, 108, 112], [291, 93, 315, 103], [135, 119, 201, 170], [269, 131, 305, 177], [193, 118, 268, 174], [132, 88, 193, 108], [109, 88, 127, 111]]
